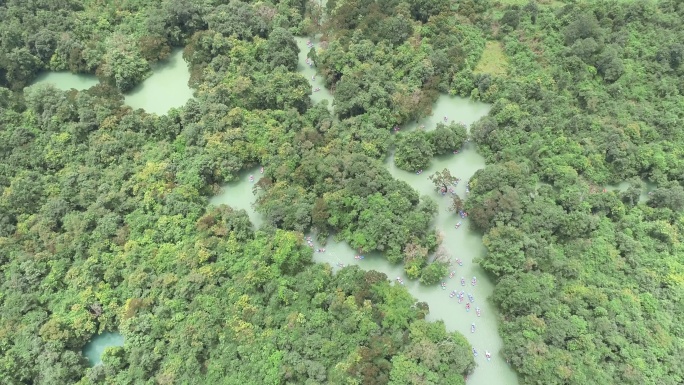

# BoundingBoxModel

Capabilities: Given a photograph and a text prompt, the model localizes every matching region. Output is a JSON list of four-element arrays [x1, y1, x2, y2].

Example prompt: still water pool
[[82, 332, 124, 366]]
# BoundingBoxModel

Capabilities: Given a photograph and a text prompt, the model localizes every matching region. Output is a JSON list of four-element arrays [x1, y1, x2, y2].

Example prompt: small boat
[[337, 263, 345, 267], [471, 277, 477, 286], [468, 293, 475, 303], [396, 277, 404, 285], [449, 271, 455, 278], [458, 294, 464, 304], [248, 175, 254, 182], [472, 347, 477, 356], [456, 259, 463, 266], [461, 277, 465, 286], [441, 282, 447, 290], [455, 222, 462, 229], [260, 167, 264, 174], [465, 302, 471, 312], [354, 255, 364, 260], [485, 351, 491, 361], [476, 307, 481, 317], [449, 290, 457, 298], [471, 323, 476, 333]]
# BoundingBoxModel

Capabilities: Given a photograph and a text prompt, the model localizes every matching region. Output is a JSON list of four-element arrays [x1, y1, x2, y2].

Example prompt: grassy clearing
[[473, 41, 509, 76]]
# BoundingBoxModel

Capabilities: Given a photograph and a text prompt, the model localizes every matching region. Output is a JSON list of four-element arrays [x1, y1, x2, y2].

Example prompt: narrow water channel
[[210, 36, 520, 385]]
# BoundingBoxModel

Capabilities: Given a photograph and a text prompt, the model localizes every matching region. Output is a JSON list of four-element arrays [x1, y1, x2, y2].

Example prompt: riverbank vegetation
[[1, 0, 683, 384]]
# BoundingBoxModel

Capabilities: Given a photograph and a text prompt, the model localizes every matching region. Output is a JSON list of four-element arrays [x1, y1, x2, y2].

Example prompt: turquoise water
[[82, 332, 124, 366]]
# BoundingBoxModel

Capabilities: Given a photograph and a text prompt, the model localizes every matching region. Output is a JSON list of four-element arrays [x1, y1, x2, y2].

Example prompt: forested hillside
[[1, 0, 683, 385]]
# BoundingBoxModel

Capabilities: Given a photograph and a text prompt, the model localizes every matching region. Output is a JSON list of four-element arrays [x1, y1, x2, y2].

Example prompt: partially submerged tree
[[428, 168, 460, 193]]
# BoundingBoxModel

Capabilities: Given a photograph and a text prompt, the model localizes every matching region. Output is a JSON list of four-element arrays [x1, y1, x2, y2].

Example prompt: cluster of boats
[[471, 347, 492, 361]]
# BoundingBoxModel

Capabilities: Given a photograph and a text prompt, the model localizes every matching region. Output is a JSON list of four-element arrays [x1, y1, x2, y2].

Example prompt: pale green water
[[404, 95, 492, 132], [32, 71, 99, 90], [124, 49, 193, 115], [604, 179, 656, 203], [208, 167, 265, 228], [209, 45, 518, 383], [82, 332, 124, 366], [31, 49, 192, 115], [294, 37, 335, 108]]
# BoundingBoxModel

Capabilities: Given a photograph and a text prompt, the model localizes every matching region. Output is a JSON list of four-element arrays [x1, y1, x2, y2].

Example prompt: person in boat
[[471, 323, 476, 333], [476, 307, 481, 317], [468, 293, 475, 303], [441, 282, 447, 289], [456, 258, 463, 266], [311, 75, 316, 81], [486, 351, 491, 360], [472, 348, 477, 356], [314, 87, 320, 92], [444, 116, 448, 121], [471, 276, 477, 286], [465, 302, 471, 311], [461, 277, 465, 286], [449, 271, 455, 278], [455, 222, 462, 228], [450, 290, 456, 298], [260, 166, 264, 174], [337, 262, 345, 267]]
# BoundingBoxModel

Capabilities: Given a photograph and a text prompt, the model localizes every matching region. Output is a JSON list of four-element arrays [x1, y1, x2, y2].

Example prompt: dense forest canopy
[[1, 0, 683, 384]]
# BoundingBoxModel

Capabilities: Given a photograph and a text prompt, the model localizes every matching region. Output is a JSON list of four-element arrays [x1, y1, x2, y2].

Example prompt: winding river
[[211, 37, 520, 385], [31, 37, 519, 384]]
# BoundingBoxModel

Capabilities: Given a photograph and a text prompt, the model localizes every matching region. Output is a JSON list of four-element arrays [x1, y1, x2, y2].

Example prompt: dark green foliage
[[394, 130, 435, 171]]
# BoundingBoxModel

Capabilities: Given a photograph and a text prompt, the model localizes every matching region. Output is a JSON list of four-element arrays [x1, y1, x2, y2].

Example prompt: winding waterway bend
[[208, 36, 520, 385], [31, 49, 192, 115]]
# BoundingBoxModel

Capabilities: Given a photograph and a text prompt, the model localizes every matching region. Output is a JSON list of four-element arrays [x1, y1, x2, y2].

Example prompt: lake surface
[[32, 71, 99, 91], [31, 49, 192, 115], [404, 94, 492, 132], [82, 332, 124, 366], [209, 41, 519, 385], [124, 49, 193, 115]]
